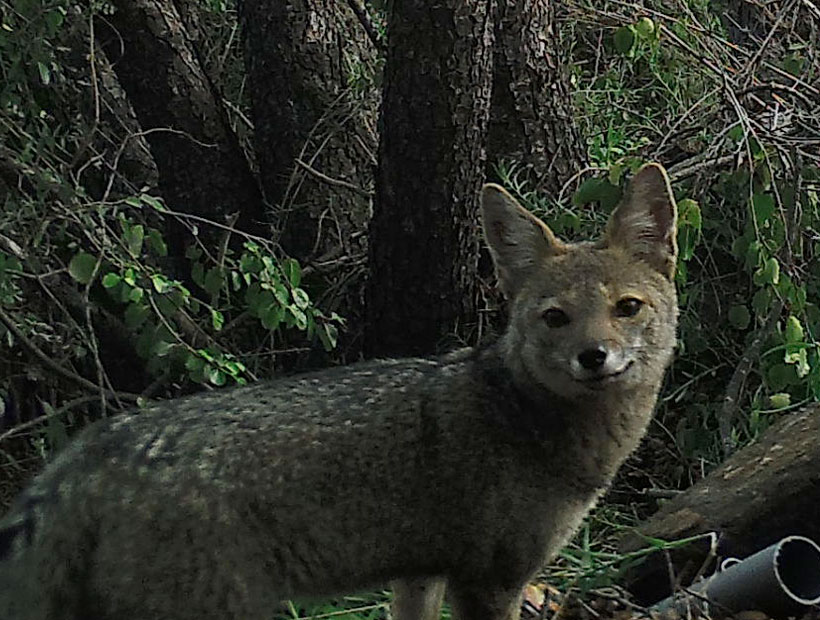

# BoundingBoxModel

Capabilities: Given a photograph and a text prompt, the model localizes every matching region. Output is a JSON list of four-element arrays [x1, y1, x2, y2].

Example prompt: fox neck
[[477, 340, 660, 488]]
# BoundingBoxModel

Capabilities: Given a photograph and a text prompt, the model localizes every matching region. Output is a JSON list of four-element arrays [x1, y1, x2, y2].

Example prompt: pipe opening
[[775, 536, 820, 604]]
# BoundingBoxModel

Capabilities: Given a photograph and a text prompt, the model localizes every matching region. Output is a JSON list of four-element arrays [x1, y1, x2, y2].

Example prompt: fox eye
[[615, 297, 644, 318], [542, 308, 570, 328]]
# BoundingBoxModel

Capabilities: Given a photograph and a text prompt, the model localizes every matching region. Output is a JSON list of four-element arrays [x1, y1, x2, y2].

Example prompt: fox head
[[482, 164, 678, 400]]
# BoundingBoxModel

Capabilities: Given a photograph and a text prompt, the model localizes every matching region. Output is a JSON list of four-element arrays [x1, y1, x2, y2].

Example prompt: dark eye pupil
[[543, 308, 570, 327], [617, 298, 642, 317]]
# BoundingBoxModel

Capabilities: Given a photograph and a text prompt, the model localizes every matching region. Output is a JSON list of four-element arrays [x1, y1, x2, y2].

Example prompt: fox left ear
[[605, 163, 678, 279]]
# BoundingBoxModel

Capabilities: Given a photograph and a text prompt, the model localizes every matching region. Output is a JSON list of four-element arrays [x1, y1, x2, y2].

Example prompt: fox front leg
[[447, 582, 523, 620], [390, 577, 447, 620]]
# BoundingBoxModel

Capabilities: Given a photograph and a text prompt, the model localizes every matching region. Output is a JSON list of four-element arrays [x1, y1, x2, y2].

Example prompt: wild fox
[[0, 164, 678, 620]]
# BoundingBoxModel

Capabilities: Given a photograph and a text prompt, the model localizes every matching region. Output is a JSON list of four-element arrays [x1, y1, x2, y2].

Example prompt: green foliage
[[0, 0, 345, 426], [70, 206, 344, 387], [563, 0, 820, 473]]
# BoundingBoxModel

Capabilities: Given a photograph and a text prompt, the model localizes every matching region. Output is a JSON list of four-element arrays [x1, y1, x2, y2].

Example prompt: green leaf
[[152, 340, 174, 357], [140, 194, 166, 211], [751, 192, 775, 224], [37, 62, 50, 85], [676, 201, 702, 261], [186, 245, 202, 261], [634, 17, 655, 38], [753, 257, 779, 286], [124, 303, 150, 330], [44, 9, 64, 30], [185, 355, 203, 372], [573, 178, 603, 205], [68, 252, 97, 284], [728, 305, 750, 330], [608, 163, 626, 186], [318, 323, 339, 352], [124, 196, 142, 208], [125, 224, 144, 257], [203, 268, 224, 296], [273, 281, 289, 305], [261, 256, 277, 274], [128, 286, 144, 303], [283, 258, 302, 287], [197, 348, 216, 362], [102, 273, 121, 288], [613, 26, 636, 55], [292, 288, 310, 310], [727, 124, 744, 142], [677, 199, 702, 229], [572, 177, 622, 210], [768, 392, 791, 409], [745, 240, 762, 270], [261, 304, 284, 330], [240, 253, 261, 274], [192, 262, 205, 288], [752, 288, 771, 315], [731, 236, 749, 260], [245, 282, 262, 313], [211, 309, 224, 331], [783, 52, 805, 76], [784, 347, 810, 378], [146, 229, 168, 257], [209, 367, 226, 386], [763, 257, 780, 285], [806, 303, 820, 330], [677, 226, 698, 261], [151, 274, 173, 294], [767, 363, 797, 391], [155, 294, 177, 317], [785, 315, 804, 343], [288, 306, 308, 330]]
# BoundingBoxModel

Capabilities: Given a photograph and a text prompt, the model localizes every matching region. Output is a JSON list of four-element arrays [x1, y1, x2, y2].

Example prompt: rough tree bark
[[239, 0, 377, 263], [96, 0, 266, 242], [620, 403, 820, 604], [488, 0, 587, 195], [365, 0, 495, 358]]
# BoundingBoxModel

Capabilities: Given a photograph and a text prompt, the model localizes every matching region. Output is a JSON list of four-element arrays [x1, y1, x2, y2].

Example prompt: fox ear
[[605, 163, 678, 279], [481, 183, 566, 297]]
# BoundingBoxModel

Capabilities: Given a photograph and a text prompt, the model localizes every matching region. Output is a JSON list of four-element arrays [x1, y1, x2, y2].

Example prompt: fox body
[[0, 165, 678, 620]]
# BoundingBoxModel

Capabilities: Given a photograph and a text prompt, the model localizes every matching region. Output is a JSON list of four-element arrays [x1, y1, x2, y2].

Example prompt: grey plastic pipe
[[651, 536, 820, 618]]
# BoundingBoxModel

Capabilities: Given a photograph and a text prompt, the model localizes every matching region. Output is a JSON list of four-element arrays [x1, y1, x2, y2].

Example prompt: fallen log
[[620, 403, 820, 604]]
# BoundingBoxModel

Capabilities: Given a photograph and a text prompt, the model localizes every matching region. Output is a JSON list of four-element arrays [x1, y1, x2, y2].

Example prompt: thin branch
[[295, 158, 372, 197], [717, 297, 784, 457], [346, 0, 385, 52], [0, 396, 120, 444], [0, 307, 140, 404]]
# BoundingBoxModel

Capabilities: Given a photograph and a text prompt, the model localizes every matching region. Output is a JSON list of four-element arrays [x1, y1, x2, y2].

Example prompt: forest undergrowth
[[0, 0, 819, 616]]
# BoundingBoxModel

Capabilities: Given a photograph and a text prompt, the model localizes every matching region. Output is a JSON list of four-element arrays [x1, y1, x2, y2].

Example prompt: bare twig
[[346, 0, 385, 52], [295, 158, 372, 197], [0, 395, 129, 444], [718, 299, 784, 457], [0, 307, 140, 404]]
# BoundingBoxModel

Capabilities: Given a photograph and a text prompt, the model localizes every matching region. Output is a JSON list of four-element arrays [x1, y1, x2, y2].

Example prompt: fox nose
[[577, 347, 607, 370]]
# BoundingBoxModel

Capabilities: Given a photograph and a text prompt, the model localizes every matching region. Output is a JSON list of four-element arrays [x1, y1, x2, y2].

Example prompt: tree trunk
[[239, 0, 377, 263], [488, 0, 586, 195], [620, 403, 820, 604], [96, 0, 266, 243], [365, 0, 494, 358]]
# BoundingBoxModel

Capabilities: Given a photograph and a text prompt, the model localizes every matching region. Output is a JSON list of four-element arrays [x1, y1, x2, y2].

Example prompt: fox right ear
[[605, 164, 678, 279], [481, 184, 565, 298]]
